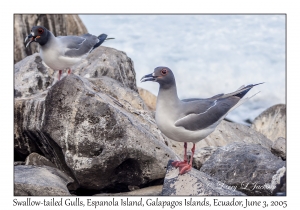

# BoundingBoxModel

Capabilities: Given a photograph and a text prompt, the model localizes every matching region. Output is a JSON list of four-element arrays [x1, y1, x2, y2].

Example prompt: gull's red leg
[[178, 143, 195, 175], [67, 68, 71, 75], [172, 142, 188, 168], [58, 70, 62, 80], [189, 143, 196, 166]]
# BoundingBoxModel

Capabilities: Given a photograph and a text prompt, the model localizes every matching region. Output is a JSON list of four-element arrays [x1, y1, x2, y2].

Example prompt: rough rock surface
[[72, 47, 137, 92], [200, 142, 286, 196], [170, 120, 273, 165], [14, 14, 87, 63], [251, 104, 286, 141], [14, 73, 178, 191], [271, 137, 286, 160], [192, 146, 218, 170], [162, 160, 245, 196], [138, 87, 157, 111], [14, 161, 25, 166], [25, 152, 56, 168], [14, 165, 73, 196], [14, 47, 137, 99], [95, 185, 163, 196]]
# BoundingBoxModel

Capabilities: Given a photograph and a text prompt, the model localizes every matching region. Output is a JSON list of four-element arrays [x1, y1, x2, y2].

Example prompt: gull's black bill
[[140, 73, 156, 82], [24, 34, 35, 48]]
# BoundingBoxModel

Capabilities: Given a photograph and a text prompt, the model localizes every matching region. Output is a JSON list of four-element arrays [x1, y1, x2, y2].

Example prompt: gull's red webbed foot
[[172, 160, 188, 168], [172, 143, 195, 175]]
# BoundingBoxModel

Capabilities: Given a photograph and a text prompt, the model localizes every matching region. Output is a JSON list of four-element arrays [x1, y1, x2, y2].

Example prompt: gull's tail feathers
[[221, 82, 264, 99]]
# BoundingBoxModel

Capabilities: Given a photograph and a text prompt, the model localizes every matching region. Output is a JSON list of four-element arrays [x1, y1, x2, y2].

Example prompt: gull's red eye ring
[[161, 69, 167, 75], [38, 28, 44, 34]]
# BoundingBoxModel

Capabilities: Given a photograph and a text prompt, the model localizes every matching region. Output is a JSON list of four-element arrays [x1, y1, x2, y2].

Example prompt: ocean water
[[79, 14, 286, 124]]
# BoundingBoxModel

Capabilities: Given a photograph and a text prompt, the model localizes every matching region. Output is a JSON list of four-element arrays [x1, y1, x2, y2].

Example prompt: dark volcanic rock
[[162, 160, 245, 196], [200, 142, 286, 195], [14, 74, 178, 191], [192, 146, 218, 170], [14, 165, 73, 196]]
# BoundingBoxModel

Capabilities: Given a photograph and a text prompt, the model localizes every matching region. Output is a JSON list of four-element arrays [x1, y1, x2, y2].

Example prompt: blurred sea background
[[79, 14, 285, 124]]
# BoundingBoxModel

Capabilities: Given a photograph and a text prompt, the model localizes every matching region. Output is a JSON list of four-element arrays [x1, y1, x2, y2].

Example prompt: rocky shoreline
[[14, 45, 286, 196]]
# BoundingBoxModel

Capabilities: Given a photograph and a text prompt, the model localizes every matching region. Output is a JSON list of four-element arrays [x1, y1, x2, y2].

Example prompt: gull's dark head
[[25, 26, 50, 48], [141, 66, 176, 89]]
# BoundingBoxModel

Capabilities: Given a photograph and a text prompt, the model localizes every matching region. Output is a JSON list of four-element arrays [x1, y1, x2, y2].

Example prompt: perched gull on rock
[[141, 66, 262, 175], [24, 26, 114, 80]]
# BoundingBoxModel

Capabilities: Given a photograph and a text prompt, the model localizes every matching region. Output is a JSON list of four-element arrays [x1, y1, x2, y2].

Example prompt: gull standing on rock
[[24, 26, 114, 80], [141, 66, 262, 175]]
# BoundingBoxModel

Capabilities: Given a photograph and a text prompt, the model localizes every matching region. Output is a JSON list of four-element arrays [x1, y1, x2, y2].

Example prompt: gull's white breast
[[40, 38, 82, 70]]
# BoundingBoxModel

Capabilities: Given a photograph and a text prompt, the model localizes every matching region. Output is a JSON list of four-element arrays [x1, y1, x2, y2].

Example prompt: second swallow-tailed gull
[[25, 26, 114, 80], [141, 66, 262, 175]]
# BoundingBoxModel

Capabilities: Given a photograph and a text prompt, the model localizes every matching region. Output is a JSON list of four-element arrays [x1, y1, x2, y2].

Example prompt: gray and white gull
[[141, 66, 262, 175], [25, 26, 114, 80]]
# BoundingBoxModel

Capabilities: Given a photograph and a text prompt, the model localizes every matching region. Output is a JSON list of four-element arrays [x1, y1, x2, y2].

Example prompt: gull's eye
[[38, 28, 44, 34], [161, 69, 167, 75]]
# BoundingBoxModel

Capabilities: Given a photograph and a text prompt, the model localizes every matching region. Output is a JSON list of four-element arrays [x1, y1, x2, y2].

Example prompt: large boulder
[[200, 142, 286, 195], [14, 14, 87, 63], [72, 47, 137, 92], [251, 104, 286, 141], [14, 165, 73, 196], [14, 72, 178, 191], [14, 47, 137, 99]]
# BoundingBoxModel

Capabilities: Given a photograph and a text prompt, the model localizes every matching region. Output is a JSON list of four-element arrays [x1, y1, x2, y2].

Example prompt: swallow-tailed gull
[[25, 26, 114, 80], [141, 66, 262, 175]]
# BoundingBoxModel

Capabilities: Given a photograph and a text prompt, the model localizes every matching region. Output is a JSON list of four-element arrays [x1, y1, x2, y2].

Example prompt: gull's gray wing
[[58, 34, 99, 58], [175, 97, 239, 131], [181, 93, 224, 102]]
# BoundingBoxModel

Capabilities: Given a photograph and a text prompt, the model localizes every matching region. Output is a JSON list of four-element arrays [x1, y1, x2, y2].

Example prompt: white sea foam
[[80, 15, 285, 124]]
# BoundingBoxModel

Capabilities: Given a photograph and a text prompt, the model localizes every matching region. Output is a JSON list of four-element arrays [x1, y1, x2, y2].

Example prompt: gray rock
[[72, 47, 137, 92], [271, 137, 286, 160], [14, 93, 79, 191], [162, 160, 245, 196], [25, 152, 56, 168], [251, 104, 286, 141], [14, 161, 25, 166], [14, 74, 178, 191], [200, 142, 286, 195], [192, 146, 218, 170], [199, 121, 273, 149], [95, 185, 163, 196], [14, 47, 137, 99], [14, 53, 59, 98], [14, 165, 73, 196], [14, 14, 87, 63]]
